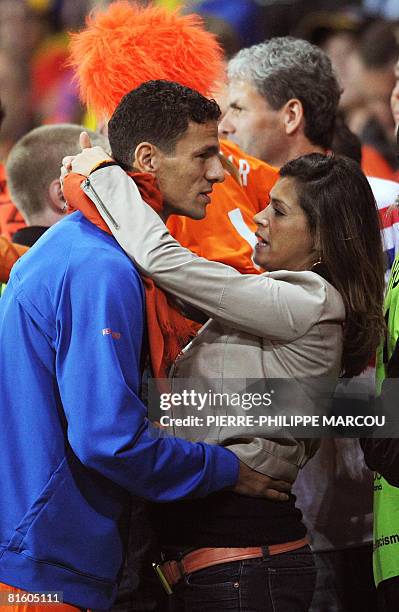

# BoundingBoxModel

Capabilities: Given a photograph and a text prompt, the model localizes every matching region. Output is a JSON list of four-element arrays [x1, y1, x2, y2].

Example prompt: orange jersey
[[0, 164, 26, 240], [167, 140, 278, 274], [361, 145, 396, 181]]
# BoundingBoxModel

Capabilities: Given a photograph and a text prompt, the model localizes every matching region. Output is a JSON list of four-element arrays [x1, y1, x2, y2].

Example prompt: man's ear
[[282, 99, 304, 136], [134, 142, 162, 174], [48, 179, 66, 214]]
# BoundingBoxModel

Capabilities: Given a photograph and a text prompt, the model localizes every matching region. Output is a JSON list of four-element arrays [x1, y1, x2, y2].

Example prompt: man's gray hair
[[228, 37, 341, 149]]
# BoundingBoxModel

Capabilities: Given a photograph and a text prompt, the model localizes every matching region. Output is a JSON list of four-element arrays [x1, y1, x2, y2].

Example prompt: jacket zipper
[[82, 177, 120, 230]]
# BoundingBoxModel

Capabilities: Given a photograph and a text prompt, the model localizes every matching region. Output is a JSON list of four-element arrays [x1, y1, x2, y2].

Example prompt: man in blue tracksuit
[[0, 210, 240, 609], [0, 84, 288, 611], [0, 91, 290, 612]]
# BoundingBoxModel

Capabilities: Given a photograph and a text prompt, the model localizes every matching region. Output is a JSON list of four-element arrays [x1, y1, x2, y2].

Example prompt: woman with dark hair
[[64, 151, 385, 612], [278, 154, 385, 378]]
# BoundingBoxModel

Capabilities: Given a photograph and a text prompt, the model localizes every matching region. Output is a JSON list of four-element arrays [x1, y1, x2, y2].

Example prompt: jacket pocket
[[7, 451, 129, 583]]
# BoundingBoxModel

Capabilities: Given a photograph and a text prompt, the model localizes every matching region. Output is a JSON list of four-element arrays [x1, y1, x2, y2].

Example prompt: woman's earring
[[311, 259, 322, 271]]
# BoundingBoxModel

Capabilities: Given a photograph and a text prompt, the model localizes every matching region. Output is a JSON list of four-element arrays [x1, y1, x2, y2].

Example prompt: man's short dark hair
[[108, 80, 221, 168]]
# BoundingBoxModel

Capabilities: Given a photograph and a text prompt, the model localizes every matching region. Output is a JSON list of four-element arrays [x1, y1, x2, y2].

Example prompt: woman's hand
[[61, 131, 114, 184]]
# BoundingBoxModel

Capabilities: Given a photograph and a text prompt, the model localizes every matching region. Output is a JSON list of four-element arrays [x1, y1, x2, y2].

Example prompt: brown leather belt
[[156, 537, 308, 591]]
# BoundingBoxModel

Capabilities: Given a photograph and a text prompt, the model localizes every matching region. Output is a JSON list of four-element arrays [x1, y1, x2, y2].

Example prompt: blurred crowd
[[0, 0, 398, 179]]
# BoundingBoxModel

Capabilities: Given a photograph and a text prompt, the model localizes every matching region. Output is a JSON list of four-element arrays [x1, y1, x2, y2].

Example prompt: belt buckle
[[152, 562, 173, 595]]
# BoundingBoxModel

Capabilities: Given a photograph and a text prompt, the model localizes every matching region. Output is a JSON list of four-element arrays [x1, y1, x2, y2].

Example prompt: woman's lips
[[197, 192, 211, 205]]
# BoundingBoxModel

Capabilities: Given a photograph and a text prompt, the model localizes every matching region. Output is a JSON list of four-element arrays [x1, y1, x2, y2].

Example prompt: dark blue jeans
[[168, 545, 316, 612]]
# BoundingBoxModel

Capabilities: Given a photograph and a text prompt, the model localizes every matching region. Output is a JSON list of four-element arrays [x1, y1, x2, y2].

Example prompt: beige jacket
[[83, 166, 346, 482]]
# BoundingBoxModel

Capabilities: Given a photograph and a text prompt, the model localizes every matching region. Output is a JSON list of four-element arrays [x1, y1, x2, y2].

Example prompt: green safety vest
[[374, 255, 399, 586]]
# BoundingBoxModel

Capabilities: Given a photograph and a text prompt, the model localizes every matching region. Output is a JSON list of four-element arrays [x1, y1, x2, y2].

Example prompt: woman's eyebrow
[[270, 196, 291, 210]]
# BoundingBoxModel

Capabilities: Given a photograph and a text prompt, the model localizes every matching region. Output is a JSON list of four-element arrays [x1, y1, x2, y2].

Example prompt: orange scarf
[[63, 171, 199, 380]]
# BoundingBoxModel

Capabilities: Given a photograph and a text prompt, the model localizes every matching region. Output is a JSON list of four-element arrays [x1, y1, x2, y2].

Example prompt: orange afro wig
[[69, 1, 225, 120]]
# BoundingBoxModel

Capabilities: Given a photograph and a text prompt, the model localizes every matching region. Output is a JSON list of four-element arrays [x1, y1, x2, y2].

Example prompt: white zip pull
[[82, 177, 120, 230]]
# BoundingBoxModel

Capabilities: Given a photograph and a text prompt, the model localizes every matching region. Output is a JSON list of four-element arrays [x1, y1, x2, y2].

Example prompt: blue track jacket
[[0, 213, 238, 610]]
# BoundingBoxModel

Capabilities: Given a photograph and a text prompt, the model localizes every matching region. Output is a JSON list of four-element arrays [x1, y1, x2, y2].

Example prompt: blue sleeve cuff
[[207, 444, 239, 493]]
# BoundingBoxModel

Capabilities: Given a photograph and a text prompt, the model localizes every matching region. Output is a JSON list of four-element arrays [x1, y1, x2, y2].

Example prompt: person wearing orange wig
[[68, 1, 279, 276]]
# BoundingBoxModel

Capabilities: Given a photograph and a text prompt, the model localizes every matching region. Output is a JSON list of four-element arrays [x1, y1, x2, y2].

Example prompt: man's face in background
[[218, 79, 286, 166]]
